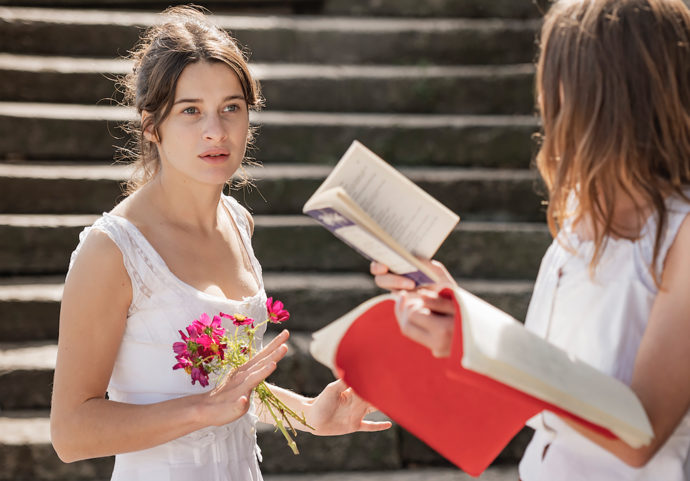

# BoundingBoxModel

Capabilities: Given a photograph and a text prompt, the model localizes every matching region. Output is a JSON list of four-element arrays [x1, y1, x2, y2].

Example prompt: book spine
[[305, 207, 434, 286]]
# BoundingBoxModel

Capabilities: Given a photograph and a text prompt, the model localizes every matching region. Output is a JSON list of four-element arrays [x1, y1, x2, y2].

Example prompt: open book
[[310, 288, 653, 476], [302, 141, 459, 285]]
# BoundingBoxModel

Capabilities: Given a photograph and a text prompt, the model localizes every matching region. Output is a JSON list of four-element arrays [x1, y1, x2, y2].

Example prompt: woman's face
[[145, 61, 250, 187]]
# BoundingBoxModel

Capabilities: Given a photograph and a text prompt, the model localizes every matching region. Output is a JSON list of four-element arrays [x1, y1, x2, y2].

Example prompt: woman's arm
[[255, 380, 391, 435], [50, 230, 288, 462], [562, 215, 690, 467]]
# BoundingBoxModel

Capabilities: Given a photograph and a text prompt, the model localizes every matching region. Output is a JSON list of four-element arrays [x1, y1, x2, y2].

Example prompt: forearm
[[51, 393, 207, 463], [560, 416, 655, 468]]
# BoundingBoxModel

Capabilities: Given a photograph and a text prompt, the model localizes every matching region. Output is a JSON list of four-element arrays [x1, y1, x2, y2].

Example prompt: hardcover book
[[310, 288, 653, 476]]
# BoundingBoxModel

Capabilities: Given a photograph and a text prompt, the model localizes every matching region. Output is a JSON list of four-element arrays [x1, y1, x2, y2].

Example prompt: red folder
[[334, 289, 615, 477]]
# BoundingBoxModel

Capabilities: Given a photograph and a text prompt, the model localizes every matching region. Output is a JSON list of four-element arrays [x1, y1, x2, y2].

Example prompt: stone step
[[0, 332, 331, 407], [0, 411, 527, 479], [0, 7, 540, 64], [0, 274, 533, 342], [0, 162, 545, 221], [0, 0, 321, 16], [321, 0, 546, 19], [0, 54, 535, 115], [0, 103, 538, 167], [0, 0, 545, 18], [0, 214, 551, 278], [265, 466, 521, 481]]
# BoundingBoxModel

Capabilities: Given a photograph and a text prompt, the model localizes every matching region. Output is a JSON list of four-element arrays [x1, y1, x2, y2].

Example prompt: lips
[[199, 149, 230, 163]]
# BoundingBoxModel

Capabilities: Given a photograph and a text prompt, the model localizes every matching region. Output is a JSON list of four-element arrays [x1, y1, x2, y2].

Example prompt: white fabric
[[68, 195, 267, 481], [519, 189, 690, 481]]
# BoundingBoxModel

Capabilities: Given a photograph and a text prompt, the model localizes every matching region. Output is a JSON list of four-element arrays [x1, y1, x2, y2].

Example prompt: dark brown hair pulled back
[[118, 5, 263, 194]]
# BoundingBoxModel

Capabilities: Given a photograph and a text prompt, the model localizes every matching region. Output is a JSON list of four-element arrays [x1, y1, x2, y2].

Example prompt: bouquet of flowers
[[172, 297, 313, 454]]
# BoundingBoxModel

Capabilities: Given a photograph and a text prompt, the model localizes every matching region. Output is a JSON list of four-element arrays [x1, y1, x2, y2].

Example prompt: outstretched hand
[[308, 379, 392, 436]]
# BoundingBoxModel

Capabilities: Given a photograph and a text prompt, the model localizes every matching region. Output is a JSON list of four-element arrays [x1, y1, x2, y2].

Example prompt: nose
[[202, 113, 227, 142]]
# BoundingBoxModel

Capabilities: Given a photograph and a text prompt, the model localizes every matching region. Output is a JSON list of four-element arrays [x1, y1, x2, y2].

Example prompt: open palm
[[309, 379, 392, 436]]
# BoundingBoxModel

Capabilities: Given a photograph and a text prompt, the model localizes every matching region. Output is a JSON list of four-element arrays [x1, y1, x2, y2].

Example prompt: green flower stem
[[262, 396, 300, 455]]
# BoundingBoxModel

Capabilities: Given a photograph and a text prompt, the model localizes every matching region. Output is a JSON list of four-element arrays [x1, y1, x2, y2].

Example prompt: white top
[[519, 189, 690, 481], [68, 195, 267, 481]]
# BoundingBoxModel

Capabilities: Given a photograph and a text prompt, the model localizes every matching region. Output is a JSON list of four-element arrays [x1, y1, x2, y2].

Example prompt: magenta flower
[[172, 355, 193, 373], [173, 341, 189, 356], [191, 313, 225, 339], [190, 366, 209, 387], [266, 297, 290, 323], [220, 312, 255, 327]]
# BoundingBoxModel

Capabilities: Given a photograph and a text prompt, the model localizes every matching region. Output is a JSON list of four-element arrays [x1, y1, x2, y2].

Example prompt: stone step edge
[[0, 273, 533, 302], [0, 6, 541, 32], [0, 53, 535, 79], [0, 330, 302, 370], [0, 214, 548, 233], [0, 101, 539, 128], [0, 161, 538, 180]]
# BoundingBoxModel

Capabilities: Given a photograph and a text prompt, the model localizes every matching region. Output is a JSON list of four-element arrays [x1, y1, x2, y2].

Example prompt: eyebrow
[[173, 95, 246, 105]]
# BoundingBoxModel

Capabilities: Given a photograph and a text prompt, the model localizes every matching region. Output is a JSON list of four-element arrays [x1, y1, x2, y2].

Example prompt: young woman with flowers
[[50, 7, 390, 480]]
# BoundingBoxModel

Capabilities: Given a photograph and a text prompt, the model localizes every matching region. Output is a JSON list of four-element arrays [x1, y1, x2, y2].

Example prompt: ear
[[141, 111, 159, 143]]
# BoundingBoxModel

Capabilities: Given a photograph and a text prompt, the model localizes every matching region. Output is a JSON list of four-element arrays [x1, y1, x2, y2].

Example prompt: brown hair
[[536, 0, 690, 280], [118, 5, 263, 194]]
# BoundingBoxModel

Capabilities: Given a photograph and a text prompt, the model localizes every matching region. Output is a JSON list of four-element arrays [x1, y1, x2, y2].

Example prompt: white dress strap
[[222, 195, 264, 289]]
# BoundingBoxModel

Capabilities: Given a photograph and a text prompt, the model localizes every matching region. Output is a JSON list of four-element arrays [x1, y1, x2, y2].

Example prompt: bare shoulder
[[661, 212, 690, 288], [64, 227, 132, 311]]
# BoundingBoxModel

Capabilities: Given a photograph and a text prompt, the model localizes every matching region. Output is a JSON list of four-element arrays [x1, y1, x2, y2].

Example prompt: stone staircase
[[0, 1, 547, 479]]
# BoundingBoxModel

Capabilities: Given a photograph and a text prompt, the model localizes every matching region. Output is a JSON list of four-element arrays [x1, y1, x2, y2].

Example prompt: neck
[[147, 169, 225, 234]]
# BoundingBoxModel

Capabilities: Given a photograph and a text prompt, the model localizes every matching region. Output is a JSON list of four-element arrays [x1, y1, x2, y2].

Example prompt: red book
[[310, 288, 652, 477]]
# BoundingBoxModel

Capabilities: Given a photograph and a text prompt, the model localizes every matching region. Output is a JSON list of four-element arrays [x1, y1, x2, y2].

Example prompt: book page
[[455, 288, 652, 446], [311, 141, 459, 258]]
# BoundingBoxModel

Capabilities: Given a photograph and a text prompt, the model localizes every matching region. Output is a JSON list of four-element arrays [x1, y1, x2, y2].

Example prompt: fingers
[[395, 291, 454, 357], [369, 261, 388, 276], [418, 289, 456, 315], [375, 273, 416, 291], [358, 420, 393, 432], [422, 259, 457, 287], [242, 330, 289, 370], [371, 261, 416, 291], [240, 360, 279, 390]]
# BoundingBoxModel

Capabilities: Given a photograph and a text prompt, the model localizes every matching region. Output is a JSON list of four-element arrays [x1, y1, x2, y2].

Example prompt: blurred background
[[0, 1, 549, 479]]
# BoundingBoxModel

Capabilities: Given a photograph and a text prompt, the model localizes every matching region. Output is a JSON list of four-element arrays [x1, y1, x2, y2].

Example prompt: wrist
[[189, 391, 214, 428]]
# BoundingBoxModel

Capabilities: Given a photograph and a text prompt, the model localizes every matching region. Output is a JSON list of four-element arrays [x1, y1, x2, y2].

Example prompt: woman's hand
[[396, 289, 456, 357], [370, 260, 457, 357], [307, 379, 392, 436], [201, 330, 289, 426], [370, 259, 457, 291]]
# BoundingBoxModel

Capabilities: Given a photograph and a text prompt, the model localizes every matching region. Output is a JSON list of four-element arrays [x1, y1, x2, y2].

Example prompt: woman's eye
[[224, 104, 239, 112], [182, 106, 198, 114]]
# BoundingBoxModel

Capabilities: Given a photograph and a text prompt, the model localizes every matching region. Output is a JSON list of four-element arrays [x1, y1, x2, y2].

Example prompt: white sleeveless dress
[[68, 195, 267, 481], [519, 189, 690, 480]]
